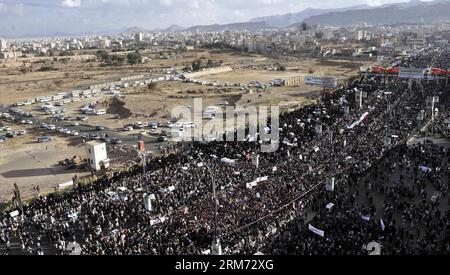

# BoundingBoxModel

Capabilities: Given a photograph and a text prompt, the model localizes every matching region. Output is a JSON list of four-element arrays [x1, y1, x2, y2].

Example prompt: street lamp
[[197, 154, 221, 255], [380, 95, 393, 119], [316, 120, 333, 148]]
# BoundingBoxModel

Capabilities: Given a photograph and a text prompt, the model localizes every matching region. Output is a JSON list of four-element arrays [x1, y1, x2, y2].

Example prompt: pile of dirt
[[226, 94, 243, 106], [105, 97, 132, 119]]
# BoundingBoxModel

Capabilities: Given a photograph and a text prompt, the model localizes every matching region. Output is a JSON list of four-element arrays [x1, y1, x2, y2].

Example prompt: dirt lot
[[0, 136, 89, 203]]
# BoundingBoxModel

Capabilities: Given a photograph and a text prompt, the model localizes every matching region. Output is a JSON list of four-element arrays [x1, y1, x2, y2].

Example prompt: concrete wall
[[184, 66, 233, 79]]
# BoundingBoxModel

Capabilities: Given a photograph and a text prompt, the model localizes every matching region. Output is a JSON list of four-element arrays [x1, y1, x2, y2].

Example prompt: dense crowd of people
[[0, 47, 449, 255]]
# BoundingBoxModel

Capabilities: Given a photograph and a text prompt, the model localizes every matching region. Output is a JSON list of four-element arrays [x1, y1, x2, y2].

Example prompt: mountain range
[[301, 0, 450, 27], [121, 24, 185, 35], [248, 5, 371, 28], [182, 22, 274, 33], [120, 0, 450, 35]]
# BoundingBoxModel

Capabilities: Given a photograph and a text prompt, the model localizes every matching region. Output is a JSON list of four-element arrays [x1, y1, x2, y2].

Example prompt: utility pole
[[142, 153, 147, 184], [198, 154, 221, 255]]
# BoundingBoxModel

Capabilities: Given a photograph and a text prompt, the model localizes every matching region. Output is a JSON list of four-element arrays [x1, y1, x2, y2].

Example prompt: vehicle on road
[[6, 131, 18, 138], [157, 136, 168, 142], [89, 133, 101, 140], [123, 125, 134, 131], [148, 122, 158, 129], [111, 138, 123, 144], [134, 122, 144, 129], [38, 136, 51, 143]]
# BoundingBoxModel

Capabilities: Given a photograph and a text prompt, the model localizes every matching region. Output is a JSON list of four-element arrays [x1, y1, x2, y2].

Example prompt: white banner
[[399, 68, 425, 79], [220, 158, 236, 165], [325, 177, 335, 192], [252, 154, 260, 168], [144, 196, 152, 211], [246, 176, 269, 189], [10, 210, 19, 218], [419, 166, 432, 173], [380, 219, 385, 231], [326, 203, 335, 210], [305, 76, 337, 88], [308, 224, 325, 237]]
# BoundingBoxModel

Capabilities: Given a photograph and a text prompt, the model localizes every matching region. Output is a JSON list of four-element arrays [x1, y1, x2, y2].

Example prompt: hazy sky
[[0, 0, 435, 37]]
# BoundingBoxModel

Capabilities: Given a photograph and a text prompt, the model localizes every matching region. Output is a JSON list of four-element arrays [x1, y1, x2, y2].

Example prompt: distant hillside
[[121, 26, 151, 34], [163, 25, 184, 33], [183, 21, 274, 33], [300, 0, 450, 27], [249, 5, 370, 28]]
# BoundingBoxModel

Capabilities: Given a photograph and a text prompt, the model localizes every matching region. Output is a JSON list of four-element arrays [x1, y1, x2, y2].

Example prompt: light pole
[[197, 154, 221, 255], [316, 121, 333, 149], [380, 95, 392, 119]]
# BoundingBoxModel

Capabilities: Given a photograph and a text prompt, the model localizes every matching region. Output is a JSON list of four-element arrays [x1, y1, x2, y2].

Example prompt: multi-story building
[[135, 32, 143, 43], [0, 39, 7, 51]]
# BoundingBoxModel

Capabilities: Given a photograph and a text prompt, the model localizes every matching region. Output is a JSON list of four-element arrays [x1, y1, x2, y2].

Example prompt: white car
[[123, 126, 134, 131], [183, 122, 195, 128]]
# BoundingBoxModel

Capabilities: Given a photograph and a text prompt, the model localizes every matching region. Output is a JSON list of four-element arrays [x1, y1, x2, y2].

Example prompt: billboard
[[305, 76, 337, 88], [325, 177, 335, 192], [399, 68, 425, 79]]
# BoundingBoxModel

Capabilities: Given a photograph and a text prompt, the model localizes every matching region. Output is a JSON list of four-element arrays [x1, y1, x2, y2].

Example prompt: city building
[[86, 141, 110, 171], [135, 32, 144, 43], [0, 39, 7, 51]]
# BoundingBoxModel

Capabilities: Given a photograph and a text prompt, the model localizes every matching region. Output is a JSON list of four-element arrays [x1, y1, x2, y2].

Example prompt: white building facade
[[86, 141, 110, 171]]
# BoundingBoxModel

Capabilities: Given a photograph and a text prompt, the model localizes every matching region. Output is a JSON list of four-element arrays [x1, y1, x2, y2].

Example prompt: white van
[[96, 109, 107, 115]]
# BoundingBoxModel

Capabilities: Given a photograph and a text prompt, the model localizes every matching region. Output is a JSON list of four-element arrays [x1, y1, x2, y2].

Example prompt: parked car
[[100, 137, 111, 143], [110, 138, 123, 144], [89, 133, 101, 140], [157, 136, 168, 142], [123, 125, 134, 131], [95, 125, 105, 131], [148, 122, 158, 129], [134, 122, 144, 129], [38, 136, 51, 143], [6, 131, 18, 138]]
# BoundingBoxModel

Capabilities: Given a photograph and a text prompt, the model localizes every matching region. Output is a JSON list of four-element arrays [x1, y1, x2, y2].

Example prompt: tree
[[96, 50, 111, 63], [127, 51, 142, 65], [108, 55, 125, 66]]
